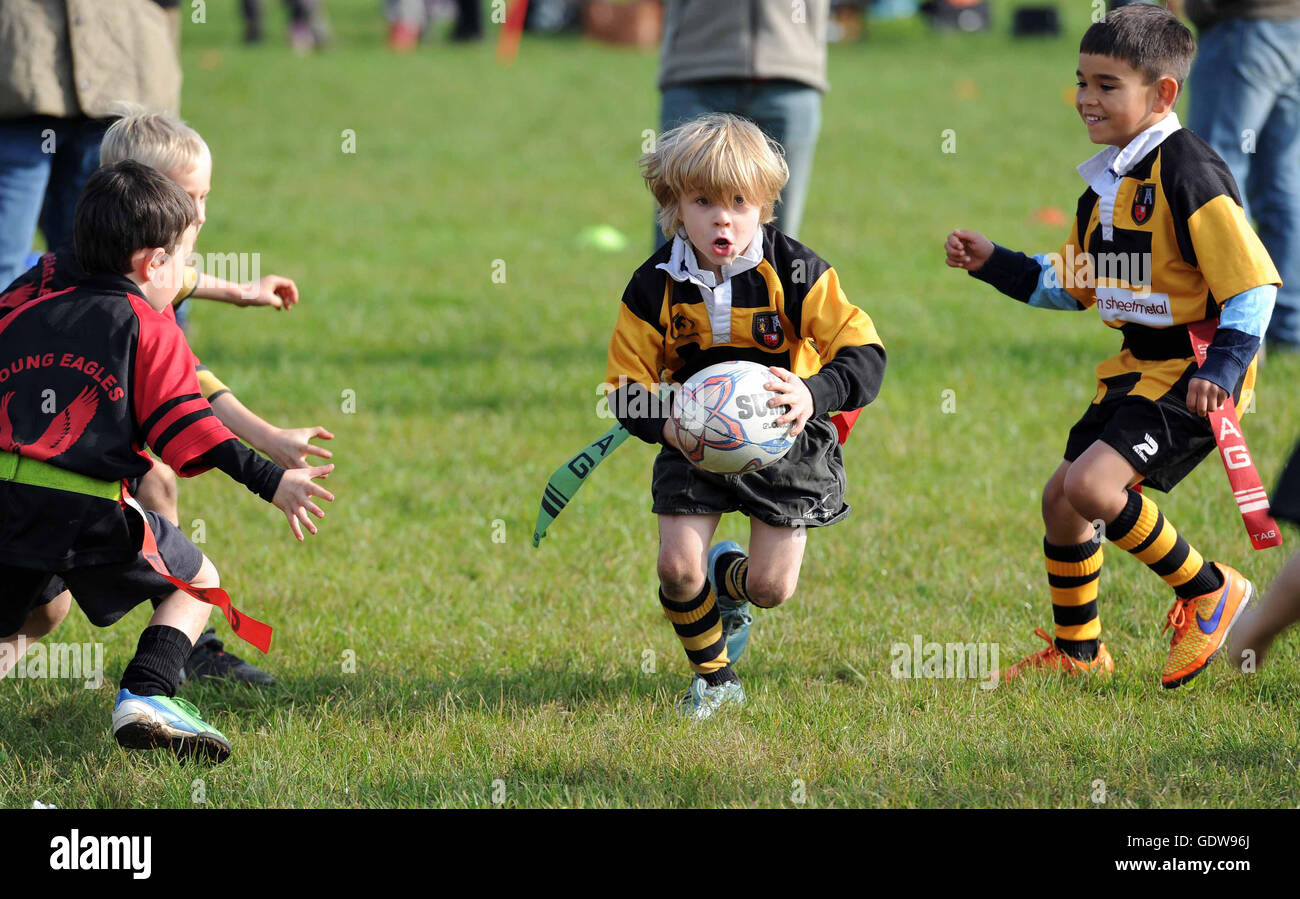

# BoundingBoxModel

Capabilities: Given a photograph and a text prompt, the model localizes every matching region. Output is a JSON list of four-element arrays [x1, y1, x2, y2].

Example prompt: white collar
[[1077, 112, 1182, 189], [656, 230, 764, 289]]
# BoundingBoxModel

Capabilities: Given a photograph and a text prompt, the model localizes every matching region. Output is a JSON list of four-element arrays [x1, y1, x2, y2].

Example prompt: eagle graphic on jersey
[[0, 386, 98, 461]]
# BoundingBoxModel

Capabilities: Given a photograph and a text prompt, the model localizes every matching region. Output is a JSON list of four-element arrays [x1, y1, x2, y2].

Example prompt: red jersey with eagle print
[[0, 273, 238, 568]]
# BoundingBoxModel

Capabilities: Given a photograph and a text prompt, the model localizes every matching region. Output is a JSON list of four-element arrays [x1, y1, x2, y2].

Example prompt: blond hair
[[640, 113, 789, 238], [100, 103, 210, 176]]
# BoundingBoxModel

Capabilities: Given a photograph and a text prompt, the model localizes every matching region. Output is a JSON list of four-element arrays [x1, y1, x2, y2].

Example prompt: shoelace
[[1009, 628, 1063, 672], [1163, 597, 1193, 641]]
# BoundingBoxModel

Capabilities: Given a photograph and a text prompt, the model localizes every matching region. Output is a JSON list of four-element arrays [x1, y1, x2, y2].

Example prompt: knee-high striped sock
[[1046, 538, 1104, 659], [714, 551, 752, 608], [659, 583, 732, 679], [1106, 488, 1223, 599]]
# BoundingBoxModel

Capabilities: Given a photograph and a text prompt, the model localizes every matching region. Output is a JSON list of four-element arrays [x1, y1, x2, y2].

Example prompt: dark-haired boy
[[0, 161, 334, 760], [945, 3, 1280, 687]]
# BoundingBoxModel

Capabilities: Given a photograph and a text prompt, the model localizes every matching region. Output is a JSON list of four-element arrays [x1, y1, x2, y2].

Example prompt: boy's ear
[[1155, 74, 1179, 113], [128, 246, 169, 284]]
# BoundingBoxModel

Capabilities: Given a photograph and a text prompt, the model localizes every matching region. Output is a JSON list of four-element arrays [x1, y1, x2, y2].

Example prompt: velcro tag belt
[[1187, 320, 1283, 551], [0, 451, 121, 500]]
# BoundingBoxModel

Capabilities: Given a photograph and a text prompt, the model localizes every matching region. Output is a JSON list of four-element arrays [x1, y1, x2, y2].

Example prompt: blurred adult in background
[[655, 0, 830, 247], [0, 0, 181, 289], [1182, 0, 1300, 349], [386, 0, 483, 52], [242, 0, 332, 52]]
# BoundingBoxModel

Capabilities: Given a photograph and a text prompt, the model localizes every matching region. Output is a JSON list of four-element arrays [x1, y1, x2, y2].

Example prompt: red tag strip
[[128, 495, 274, 652], [831, 409, 860, 446], [1187, 320, 1283, 551]]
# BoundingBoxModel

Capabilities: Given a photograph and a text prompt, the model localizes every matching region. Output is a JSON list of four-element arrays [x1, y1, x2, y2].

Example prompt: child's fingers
[[312, 428, 335, 441], [305, 500, 326, 519], [297, 506, 318, 535], [286, 509, 304, 542], [309, 463, 335, 479], [307, 482, 336, 503], [306, 444, 333, 459]]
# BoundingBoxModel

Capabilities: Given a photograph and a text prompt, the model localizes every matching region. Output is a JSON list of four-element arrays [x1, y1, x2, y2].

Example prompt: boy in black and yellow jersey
[[946, 4, 1280, 688], [608, 114, 885, 718]]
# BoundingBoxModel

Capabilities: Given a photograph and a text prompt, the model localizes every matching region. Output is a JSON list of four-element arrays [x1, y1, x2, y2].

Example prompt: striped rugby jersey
[[606, 224, 885, 444]]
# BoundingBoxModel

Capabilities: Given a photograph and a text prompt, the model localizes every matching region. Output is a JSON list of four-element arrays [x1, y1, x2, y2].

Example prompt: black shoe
[[180, 629, 275, 686]]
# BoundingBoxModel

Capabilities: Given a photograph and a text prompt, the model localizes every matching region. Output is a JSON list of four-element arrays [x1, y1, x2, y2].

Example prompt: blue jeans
[[0, 116, 109, 289], [656, 80, 822, 248], [1187, 17, 1300, 347]]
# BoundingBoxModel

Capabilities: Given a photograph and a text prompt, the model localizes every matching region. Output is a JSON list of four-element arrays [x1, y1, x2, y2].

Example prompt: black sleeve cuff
[[968, 244, 1042, 303], [609, 382, 668, 445], [806, 344, 887, 416], [199, 438, 286, 502], [1197, 327, 1260, 395]]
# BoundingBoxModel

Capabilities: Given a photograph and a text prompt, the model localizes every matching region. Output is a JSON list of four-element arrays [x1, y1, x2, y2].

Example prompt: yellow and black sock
[[1046, 538, 1104, 660], [659, 583, 732, 678], [1106, 488, 1224, 599], [714, 550, 752, 608]]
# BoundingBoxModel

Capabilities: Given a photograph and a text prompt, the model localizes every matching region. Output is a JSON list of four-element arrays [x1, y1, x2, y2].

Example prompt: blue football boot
[[708, 540, 753, 664]]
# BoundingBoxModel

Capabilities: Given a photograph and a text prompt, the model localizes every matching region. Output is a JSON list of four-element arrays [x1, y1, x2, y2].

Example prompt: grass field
[[2, 0, 1299, 809]]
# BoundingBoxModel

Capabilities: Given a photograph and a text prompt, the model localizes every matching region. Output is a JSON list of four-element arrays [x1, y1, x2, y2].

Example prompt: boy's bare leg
[[1026, 448, 1141, 669], [1060, 442, 1143, 526], [135, 461, 179, 526], [146, 555, 218, 645], [1041, 460, 1099, 546], [744, 518, 808, 608], [137, 467, 274, 686], [0, 590, 72, 679], [657, 514, 720, 602], [1230, 550, 1300, 670], [657, 513, 743, 705], [1064, 440, 1243, 687]]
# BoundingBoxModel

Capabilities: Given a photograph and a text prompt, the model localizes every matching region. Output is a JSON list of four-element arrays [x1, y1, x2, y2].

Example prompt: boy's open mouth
[[712, 238, 732, 254]]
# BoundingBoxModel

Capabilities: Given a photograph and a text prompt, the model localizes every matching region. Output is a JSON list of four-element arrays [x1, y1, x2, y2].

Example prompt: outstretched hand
[[272, 463, 335, 541], [259, 426, 335, 470]]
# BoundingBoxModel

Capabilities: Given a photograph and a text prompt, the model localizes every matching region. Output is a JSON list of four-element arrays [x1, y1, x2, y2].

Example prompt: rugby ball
[[672, 361, 796, 474]]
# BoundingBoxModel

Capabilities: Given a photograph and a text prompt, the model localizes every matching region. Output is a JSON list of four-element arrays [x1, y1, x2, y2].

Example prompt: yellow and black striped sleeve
[[796, 265, 886, 415], [605, 272, 668, 444], [1161, 133, 1280, 303], [195, 364, 232, 403]]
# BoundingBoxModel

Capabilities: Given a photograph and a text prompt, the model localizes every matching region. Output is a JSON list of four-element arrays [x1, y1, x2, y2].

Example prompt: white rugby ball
[[672, 360, 796, 474]]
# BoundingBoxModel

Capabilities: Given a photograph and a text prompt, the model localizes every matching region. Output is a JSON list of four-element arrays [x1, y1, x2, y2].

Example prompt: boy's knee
[[192, 556, 219, 590], [1041, 471, 1069, 519], [1062, 465, 1106, 520], [657, 554, 704, 601], [746, 573, 796, 608]]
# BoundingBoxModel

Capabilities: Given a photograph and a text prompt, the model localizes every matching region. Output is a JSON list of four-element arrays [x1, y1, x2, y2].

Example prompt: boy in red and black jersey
[[0, 161, 334, 762]]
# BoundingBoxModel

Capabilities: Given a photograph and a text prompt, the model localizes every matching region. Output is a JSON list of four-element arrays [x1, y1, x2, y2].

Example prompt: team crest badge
[[752, 312, 783, 348], [1131, 183, 1156, 225]]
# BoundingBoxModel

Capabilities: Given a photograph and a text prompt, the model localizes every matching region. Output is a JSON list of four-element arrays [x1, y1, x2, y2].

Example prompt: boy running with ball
[[607, 114, 885, 718], [945, 4, 1280, 687]]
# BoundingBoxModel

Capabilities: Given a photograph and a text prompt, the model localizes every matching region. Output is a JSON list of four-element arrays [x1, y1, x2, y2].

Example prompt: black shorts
[[1064, 367, 1228, 493], [0, 511, 203, 637], [1271, 439, 1300, 527], [651, 415, 848, 528]]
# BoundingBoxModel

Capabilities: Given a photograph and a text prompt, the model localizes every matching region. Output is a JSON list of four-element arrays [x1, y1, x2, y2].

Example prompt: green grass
[[3, 0, 1299, 808]]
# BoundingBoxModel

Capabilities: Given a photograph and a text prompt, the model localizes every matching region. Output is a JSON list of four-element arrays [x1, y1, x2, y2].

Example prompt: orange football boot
[[1161, 562, 1253, 689], [1001, 628, 1114, 682]]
